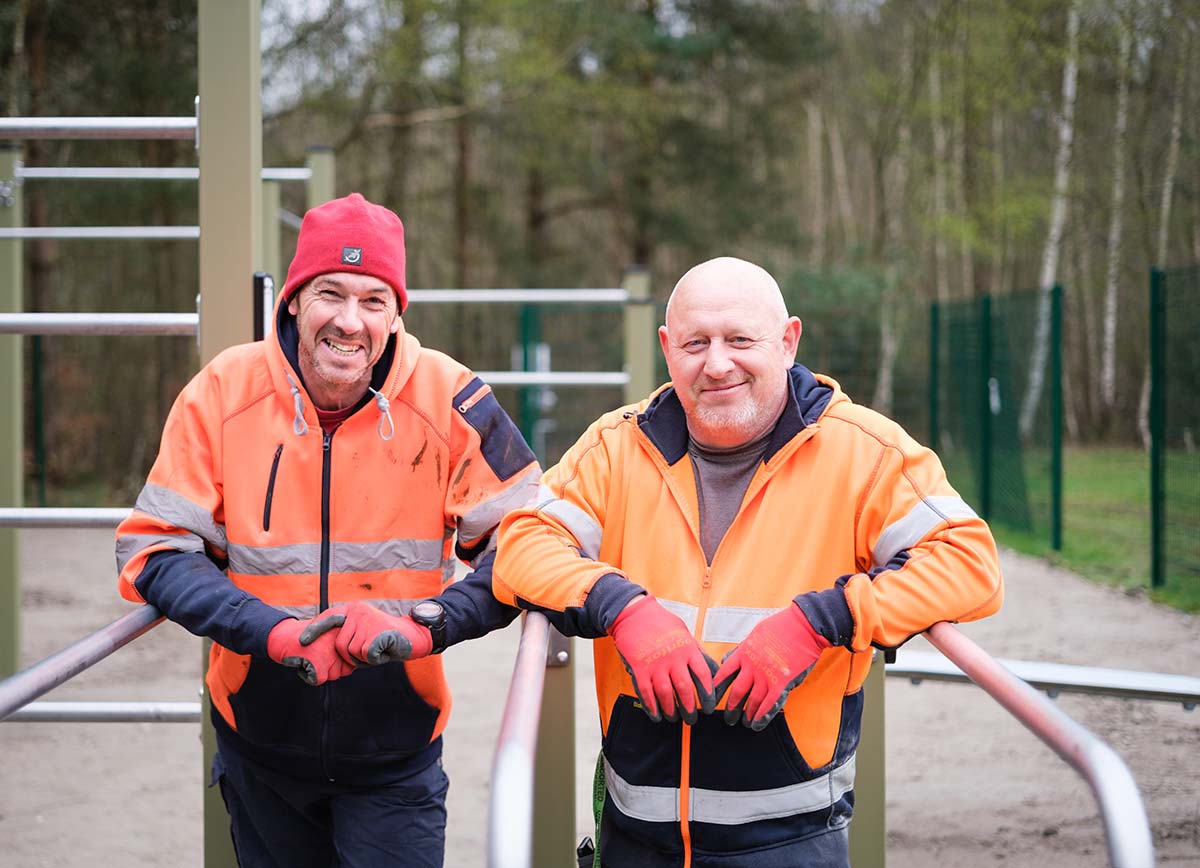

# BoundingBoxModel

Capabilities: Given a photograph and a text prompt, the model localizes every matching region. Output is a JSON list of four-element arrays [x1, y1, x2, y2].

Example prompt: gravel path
[[0, 530, 1196, 866]]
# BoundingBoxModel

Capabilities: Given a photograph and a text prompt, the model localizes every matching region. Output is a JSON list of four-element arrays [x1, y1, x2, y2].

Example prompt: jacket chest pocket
[[262, 443, 284, 532]]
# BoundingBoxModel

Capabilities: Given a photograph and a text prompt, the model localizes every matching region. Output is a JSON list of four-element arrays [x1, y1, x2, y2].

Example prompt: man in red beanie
[[116, 193, 540, 867]]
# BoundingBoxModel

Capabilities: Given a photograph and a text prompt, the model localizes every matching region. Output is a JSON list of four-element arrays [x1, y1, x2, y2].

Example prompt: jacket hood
[[637, 363, 846, 465], [264, 288, 421, 435]]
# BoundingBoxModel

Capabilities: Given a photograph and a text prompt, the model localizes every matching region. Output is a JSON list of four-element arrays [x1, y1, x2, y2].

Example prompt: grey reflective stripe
[[115, 531, 205, 572], [465, 534, 497, 569], [603, 755, 856, 826], [872, 496, 979, 567], [458, 466, 542, 542], [134, 483, 228, 551], [226, 538, 443, 576], [654, 598, 783, 644], [442, 557, 457, 584], [275, 598, 427, 621], [536, 493, 603, 559]]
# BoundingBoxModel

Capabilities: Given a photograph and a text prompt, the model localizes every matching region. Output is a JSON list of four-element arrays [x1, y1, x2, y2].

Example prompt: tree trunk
[[930, 49, 951, 304], [1019, 0, 1079, 438], [827, 118, 857, 256], [952, 2, 974, 298], [805, 101, 826, 266], [989, 106, 1007, 297], [1100, 14, 1131, 411]]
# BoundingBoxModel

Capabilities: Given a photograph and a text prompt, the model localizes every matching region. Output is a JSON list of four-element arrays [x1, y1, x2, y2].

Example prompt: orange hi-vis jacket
[[117, 297, 539, 781], [494, 365, 1002, 866]]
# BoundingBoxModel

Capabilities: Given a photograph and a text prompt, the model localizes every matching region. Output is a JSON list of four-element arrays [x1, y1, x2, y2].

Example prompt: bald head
[[665, 257, 789, 333], [658, 257, 802, 449]]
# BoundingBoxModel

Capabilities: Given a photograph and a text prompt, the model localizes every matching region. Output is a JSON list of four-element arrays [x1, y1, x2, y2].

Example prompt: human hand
[[713, 603, 830, 731], [267, 606, 356, 686], [299, 601, 433, 666], [608, 595, 718, 724]]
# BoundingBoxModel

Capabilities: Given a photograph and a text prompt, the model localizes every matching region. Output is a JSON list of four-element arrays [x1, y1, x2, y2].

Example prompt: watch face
[[412, 600, 443, 621]]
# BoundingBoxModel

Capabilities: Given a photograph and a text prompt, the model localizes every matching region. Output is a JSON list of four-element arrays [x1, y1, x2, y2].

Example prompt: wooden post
[[532, 630, 576, 867], [849, 651, 888, 867], [622, 267, 656, 405], [0, 145, 24, 678]]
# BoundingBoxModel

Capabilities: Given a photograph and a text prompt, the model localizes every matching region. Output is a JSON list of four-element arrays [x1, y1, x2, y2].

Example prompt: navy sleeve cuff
[[435, 550, 521, 649], [793, 587, 854, 648], [585, 573, 647, 634]]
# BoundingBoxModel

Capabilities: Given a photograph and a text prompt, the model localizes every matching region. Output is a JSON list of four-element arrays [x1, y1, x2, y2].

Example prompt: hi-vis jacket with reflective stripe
[[494, 365, 1002, 866], [117, 295, 539, 782]]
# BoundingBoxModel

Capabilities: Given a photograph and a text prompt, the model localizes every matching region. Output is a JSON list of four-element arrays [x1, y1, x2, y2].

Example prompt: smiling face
[[658, 258, 801, 449], [287, 271, 401, 410]]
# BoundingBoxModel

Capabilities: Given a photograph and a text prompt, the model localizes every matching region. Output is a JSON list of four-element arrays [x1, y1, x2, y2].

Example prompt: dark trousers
[[212, 738, 449, 868]]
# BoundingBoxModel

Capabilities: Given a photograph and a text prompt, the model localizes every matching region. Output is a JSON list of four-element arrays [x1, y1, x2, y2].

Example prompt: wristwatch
[[411, 599, 448, 654]]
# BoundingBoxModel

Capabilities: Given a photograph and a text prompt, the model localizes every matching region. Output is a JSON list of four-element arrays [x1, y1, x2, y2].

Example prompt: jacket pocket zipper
[[263, 443, 284, 531]]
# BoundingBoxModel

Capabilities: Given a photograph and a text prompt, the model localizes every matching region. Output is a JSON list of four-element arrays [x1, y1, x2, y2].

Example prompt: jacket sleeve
[[798, 421, 1003, 651], [437, 375, 542, 646], [115, 365, 287, 655], [493, 413, 645, 636]]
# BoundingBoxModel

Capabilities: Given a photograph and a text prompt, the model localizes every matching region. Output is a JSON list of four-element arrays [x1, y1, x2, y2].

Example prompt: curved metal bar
[[0, 605, 165, 721], [925, 622, 1156, 868], [487, 611, 552, 868], [0, 117, 196, 140], [0, 312, 197, 335], [0, 507, 131, 527], [5, 700, 200, 723]]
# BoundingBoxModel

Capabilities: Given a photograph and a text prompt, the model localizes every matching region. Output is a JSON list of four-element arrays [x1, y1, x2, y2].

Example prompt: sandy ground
[[0, 528, 1197, 867]]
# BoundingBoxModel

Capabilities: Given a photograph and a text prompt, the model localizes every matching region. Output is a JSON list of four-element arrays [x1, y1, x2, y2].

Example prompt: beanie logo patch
[[341, 247, 363, 266]]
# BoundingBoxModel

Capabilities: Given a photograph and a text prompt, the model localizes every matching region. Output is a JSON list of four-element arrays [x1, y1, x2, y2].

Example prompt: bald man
[[494, 257, 1003, 868]]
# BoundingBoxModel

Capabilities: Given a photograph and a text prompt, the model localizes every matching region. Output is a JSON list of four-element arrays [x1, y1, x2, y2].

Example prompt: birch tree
[[930, 46, 952, 303], [1019, 0, 1080, 437], [1100, 7, 1132, 410]]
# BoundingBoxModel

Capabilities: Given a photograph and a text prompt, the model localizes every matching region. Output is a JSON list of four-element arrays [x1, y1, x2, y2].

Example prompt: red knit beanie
[[281, 193, 408, 311]]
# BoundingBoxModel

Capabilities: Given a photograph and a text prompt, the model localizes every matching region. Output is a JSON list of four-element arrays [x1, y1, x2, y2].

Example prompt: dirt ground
[[0, 528, 1196, 867]]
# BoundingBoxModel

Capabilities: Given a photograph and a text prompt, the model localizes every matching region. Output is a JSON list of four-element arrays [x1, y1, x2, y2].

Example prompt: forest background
[[1, 0, 1197, 599]]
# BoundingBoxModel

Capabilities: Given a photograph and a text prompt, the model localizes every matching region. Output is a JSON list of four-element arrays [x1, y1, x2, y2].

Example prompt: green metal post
[[0, 145, 23, 678], [532, 632, 576, 868], [979, 295, 993, 521], [305, 146, 336, 209], [622, 268, 656, 405], [928, 302, 940, 450], [518, 303, 541, 450], [848, 652, 887, 867], [1149, 268, 1165, 589], [261, 178, 281, 291], [199, 1, 262, 865], [1050, 284, 1063, 551]]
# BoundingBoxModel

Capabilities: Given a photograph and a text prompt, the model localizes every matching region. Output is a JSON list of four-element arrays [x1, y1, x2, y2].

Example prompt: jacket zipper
[[320, 428, 334, 781], [262, 443, 283, 532]]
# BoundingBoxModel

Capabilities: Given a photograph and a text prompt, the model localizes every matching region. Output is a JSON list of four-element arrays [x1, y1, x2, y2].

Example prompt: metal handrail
[[0, 313, 196, 335], [0, 226, 199, 240], [16, 166, 312, 182], [926, 622, 1156, 868], [486, 611, 552, 868], [6, 700, 199, 723], [0, 117, 196, 140], [0, 507, 131, 527], [0, 605, 164, 721]]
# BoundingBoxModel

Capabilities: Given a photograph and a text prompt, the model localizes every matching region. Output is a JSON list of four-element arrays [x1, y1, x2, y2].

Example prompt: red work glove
[[299, 601, 433, 666], [267, 606, 355, 686], [608, 595, 718, 725], [713, 603, 831, 731]]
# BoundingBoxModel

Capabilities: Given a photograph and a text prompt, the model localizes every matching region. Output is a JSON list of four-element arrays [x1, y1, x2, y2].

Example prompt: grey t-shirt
[[688, 429, 772, 564]]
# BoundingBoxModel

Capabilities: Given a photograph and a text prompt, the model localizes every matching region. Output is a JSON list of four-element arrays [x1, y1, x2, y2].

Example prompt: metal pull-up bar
[[0, 117, 196, 140]]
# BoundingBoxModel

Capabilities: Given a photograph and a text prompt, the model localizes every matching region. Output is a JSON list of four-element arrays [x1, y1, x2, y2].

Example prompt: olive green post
[[199, 1, 262, 865], [533, 631, 576, 867], [305, 146, 336, 209], [0, 146, 24, 678], [261, 178, 281, 291], [622, 267, 656, 404], [849, 651, 887, 867]]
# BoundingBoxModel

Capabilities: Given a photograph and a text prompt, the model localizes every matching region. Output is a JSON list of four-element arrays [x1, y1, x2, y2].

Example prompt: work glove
[[267, 606, 356, 686], [608, 595, 718, 725], [713, 602, 831, 732], [299, 601, 433, 666]]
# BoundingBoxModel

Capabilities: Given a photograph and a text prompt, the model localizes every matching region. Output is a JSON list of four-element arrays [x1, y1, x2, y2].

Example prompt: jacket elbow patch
[[454, 378, 536, 481]]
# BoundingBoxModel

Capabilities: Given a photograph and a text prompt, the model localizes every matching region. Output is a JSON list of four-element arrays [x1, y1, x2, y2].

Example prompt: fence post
[[0, 145, 23, 679], [518, 303, 541, 451], [305, 145, 336, 209], [979, 295, 993, 521], [1051, 284, 1063, 551], [928, 302, 940, 450], [622, 267, 656, 405], [532, 631, 576, 867], [848, 652, 887, 867], [1149, 268, 1165, 589], [260, 178, 281, 292], [199, 0, 262, 864]]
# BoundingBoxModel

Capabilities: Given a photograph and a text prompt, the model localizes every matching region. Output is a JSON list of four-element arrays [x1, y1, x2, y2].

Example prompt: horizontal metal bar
[[5, 700, 200, 723], [407, 289, 626, 304], [0, 226, 199, 240], [488, 612, 552, 868], [0, 117, 196, 140], [478, 371, 626, 387], [0, 313, 197, 335], [0, 508, 131, 528], [0, 605, 165, 721], [888, 650, 1200, 708], [15, 166, 312, 182], [925, 622, 1155, 868]]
